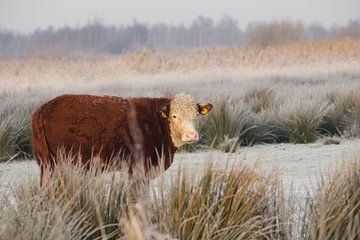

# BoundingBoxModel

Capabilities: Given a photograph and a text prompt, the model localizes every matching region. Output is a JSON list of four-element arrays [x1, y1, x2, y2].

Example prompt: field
[[1, 37, 360, 239]]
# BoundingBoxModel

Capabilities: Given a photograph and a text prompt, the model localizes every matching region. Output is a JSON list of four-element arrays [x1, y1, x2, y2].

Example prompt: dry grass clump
[[316, 90, 360, 137], [302, 157, 360, 239], [0, 156, 164, 240], [241, 118, 279, 146], [202, 99, 249, 152], [0, 155, 287, 239], [327, 91, 360, 138], [151, 164, 287, 239], [276, 100, 328, 144], [0, 97, 33, 162]]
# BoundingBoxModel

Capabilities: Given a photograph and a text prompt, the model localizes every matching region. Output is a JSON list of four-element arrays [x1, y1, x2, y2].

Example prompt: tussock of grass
[[0, 92, 36, 161], [241, 112, 280, 145], [202, 100, 249, 151], [344, 108, 360, 138], [277, 102, 328, 144], [151, 164, 285, 239], [241, 123, 280, 146], [302, 159, 360, 239], [321, 91, 360, 136], [0, 113, 32, 162]]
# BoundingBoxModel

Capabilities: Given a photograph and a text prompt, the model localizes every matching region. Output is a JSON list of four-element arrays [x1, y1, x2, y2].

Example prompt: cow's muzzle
[[182, 131, 199, 143]]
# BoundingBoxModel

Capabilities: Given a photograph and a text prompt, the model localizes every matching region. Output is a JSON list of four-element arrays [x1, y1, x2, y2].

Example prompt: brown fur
[[32, 94, 176, 184]]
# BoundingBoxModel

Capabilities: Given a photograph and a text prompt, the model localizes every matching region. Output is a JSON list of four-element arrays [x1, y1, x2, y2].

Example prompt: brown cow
[[32, 94, 213, 184]]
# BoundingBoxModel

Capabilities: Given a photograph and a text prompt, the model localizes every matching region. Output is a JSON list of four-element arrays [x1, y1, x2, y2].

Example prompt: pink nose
[[185, 131, 199, 141]]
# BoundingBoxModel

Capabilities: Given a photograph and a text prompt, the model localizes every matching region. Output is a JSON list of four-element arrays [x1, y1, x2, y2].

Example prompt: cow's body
[[32, 94, 177, 182], [32, 94, 213, 185]]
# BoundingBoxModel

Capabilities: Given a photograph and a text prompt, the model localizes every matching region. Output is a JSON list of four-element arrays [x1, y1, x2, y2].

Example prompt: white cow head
[[160, 94, 213, 148]]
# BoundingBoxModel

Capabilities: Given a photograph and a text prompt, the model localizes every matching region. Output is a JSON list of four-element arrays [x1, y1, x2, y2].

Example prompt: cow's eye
[[173, 115, 177, 119]]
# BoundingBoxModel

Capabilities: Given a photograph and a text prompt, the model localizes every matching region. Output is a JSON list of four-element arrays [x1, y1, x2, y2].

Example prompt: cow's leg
[[34, 151, 50, 187], [40, 164, 44, 186], [39, 160, 54, 188]]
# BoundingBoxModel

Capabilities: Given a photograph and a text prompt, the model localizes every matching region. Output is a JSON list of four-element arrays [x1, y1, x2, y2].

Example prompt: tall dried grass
[[0, 155, 286, 239], [276, 100, 329, 144], [302, 157, 360, 239], [202, 100, 249, 151], [0, 97, 33, 161], [0, 38, 358, 79], [151, 164, 287, 239]]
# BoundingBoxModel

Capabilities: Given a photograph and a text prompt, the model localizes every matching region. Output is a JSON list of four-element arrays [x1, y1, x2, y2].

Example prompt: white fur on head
[[169, 94, 199, 148]]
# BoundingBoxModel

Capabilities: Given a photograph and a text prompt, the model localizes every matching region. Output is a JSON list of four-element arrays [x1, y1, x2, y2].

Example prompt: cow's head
[[160, 94, 213, 148]]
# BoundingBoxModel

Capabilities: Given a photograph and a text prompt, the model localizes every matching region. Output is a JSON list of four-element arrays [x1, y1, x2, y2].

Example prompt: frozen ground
[[1, 138, 360, 201]]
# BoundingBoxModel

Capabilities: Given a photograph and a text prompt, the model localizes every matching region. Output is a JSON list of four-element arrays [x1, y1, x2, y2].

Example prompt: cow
[[32, 94, 213, 185]]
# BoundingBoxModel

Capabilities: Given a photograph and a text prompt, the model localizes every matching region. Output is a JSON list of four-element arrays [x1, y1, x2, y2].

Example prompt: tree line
[[0, 16, 359, 59]]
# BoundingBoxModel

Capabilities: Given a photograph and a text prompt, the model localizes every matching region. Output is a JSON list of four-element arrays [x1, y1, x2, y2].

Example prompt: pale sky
[[0, 0, 359, 33]]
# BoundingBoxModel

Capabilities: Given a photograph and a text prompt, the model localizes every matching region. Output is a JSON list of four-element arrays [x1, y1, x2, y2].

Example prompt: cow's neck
[[151, 99, 176, 151]]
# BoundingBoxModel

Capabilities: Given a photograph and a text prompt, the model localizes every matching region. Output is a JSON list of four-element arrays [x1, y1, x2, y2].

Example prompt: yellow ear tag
[[161, 111, 168, 118], [200, 107, 209, 115]]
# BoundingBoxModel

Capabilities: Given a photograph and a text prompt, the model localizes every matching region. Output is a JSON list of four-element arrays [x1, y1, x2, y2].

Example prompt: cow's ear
[[197, 103, 213, 115], [159, 105, 169, 119]]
